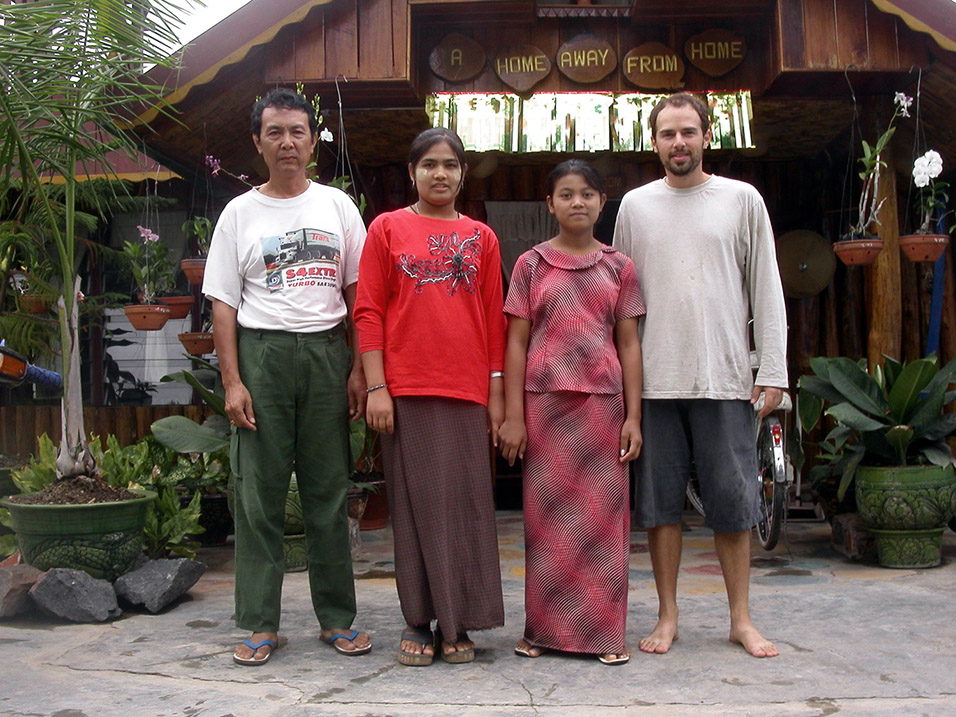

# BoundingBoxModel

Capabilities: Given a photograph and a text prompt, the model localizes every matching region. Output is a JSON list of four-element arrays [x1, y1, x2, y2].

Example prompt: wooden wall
[[0, 405, 213, 459], [265, 0, 409, 84]]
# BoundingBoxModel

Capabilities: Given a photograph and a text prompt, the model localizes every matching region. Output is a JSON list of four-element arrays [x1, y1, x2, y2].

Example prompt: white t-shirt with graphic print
[[203, 182, 366, 333]]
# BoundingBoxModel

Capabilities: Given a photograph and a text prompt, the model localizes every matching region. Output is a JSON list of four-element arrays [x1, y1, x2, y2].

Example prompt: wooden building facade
[[137, 0, 956, 383]]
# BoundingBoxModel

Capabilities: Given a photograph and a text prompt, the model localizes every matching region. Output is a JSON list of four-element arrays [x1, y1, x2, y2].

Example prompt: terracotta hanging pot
[[180, 258, 206, 286], [124, 304, 170, 331], [833, 237, 883, 266], [17, 293, 52, 314], [898, 234, 949, 263], [157, 295, 194, 319], [178, 331, 215, 355]]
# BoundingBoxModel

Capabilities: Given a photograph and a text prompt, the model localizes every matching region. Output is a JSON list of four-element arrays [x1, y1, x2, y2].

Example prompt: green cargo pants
[[232, 324, 356, 633]]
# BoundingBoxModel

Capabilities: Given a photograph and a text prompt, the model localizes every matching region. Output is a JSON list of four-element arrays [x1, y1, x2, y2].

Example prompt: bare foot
[[442, 632, 474, 656], [638, 618, 679, 654], [401, 638, 435, 657], [514, 639, 546, 658], [598, 647, 631, 665], [730, 622, 779, 658], [234, 631, 277, 662], [321, 628, 371, 654]]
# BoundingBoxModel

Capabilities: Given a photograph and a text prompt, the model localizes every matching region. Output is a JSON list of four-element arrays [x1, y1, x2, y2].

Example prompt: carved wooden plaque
[[622, 42, 685, 89], [494, 44, 551, 92], [555, 34, 617, 84], [429, 33, 486, 83], [685, 29, 746, 77]]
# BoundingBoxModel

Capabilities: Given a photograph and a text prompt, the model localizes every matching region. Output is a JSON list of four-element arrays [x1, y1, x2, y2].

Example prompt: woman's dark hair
[[408, 128, 467, 170], [250, 88, 317, 137], [546, 159, 605, 196]]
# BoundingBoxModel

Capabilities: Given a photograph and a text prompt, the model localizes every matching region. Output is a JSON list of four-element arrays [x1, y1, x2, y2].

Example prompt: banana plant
[[798, 355, 956, 499]]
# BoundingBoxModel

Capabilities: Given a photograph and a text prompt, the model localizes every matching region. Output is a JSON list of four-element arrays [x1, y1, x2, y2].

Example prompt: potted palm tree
[[0, 1, 197, 518], [798, 355, 956, 567]]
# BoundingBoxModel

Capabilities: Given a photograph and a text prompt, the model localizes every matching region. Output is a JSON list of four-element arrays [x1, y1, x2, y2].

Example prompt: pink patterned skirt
[[522, 390, 630, 654]]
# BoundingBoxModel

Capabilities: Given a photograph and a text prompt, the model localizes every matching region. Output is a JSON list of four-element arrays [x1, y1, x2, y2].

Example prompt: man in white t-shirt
[[203, 88, 370, 666], [613, 93, 788, 659]]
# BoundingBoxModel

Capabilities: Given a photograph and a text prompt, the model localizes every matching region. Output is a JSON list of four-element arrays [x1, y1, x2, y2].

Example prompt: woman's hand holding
[[498, 418, 527, 467], [619, 418, 642, 462], [366, 389, 395, 434]]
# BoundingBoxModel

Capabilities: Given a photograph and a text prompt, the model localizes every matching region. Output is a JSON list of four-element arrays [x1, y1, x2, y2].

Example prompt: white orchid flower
[[319, 128, 334, 143]]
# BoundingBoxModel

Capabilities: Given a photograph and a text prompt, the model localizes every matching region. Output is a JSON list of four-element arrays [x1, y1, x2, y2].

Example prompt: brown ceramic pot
[[180, 258, 206, 286], [833, 237, 883, 266], [898, 233, 949, 263], [124, 304, 170, 331], [157, 295, 194, 319], [178, 331, 215, 355]]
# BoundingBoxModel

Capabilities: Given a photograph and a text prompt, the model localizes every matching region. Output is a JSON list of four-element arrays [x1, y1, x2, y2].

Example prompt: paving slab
[[1, 511, 955, 716]]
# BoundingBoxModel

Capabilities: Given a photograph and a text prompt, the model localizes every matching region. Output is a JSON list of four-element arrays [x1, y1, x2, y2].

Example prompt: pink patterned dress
[[504, 242, 645, 654]]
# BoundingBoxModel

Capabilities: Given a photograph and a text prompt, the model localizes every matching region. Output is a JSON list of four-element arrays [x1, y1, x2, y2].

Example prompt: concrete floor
[[2, 511, 956, 716]]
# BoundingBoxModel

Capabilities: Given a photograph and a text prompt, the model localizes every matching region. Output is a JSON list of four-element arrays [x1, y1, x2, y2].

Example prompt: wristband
[[366, 383, 388, 393], [490, 371, 504, 379]]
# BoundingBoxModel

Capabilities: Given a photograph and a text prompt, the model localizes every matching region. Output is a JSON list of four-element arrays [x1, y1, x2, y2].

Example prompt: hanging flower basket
[[157, 295, 194, 319], [124, 304, 170, 331], [180, 258, 206, 286], [178, 331, 215, 355], [898, 234, 949, 263], [833, 237, 883, 266]]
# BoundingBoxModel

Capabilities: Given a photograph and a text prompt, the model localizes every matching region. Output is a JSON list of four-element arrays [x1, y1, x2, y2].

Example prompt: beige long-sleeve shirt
[[613, 175, 788, 400]]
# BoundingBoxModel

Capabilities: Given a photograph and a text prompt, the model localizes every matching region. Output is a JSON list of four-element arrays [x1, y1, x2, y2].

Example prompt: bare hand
[[620, 418, 642, 462], [225, 381, 256, 431], [366, 389, 394, 434], [498, 418, 527, 466], [487, 392, 505, 447], [347, 369, 367, 422], [752, 385, 783, 419]]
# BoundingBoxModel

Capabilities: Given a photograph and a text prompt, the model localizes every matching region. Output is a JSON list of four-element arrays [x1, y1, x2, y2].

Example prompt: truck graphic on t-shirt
[[263, 228, 340, 292]]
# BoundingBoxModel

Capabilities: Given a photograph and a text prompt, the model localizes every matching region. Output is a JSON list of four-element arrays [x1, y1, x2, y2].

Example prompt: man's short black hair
[[250, 88, 317, 137]]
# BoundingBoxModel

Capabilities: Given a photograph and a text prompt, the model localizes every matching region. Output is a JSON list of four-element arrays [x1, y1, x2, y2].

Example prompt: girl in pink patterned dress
[[499, 160, 645, 665]]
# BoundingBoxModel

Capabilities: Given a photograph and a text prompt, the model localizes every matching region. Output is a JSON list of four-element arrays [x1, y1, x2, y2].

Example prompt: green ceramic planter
[[285, 474, 304, 535], [284, 533, 307, 572], [869, 528, 947, 569], [0, 491, 156, 581], [855, 464, 956, 568]]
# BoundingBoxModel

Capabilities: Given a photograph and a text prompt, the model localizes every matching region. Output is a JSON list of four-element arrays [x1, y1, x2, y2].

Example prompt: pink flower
[[137, 225, 159, 243], [205, 155, 221, 176]]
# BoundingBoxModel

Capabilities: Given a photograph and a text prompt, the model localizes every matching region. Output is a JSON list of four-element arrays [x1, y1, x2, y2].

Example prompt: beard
[[661, 149, 701, 177]]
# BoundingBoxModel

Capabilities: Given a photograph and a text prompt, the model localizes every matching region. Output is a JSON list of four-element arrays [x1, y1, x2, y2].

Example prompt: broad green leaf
[[152, 416, 230, 454], [905, 382, 946, 432], [884, 425, 914, 465], [182, 370, 227, 416], [827, 357, 889, 418], [887, 358, 936, 422], [921, 443, 954, 467], [882, 355, 904, 388], [837, 449, 865, 501], [825, 402, 886, 432], [917, 413, 956, 441], [797, 391, 824, 431], [798, 375, 845, 404]]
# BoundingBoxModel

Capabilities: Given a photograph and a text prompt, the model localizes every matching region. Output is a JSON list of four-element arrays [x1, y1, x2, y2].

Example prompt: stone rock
[[29, 568, 121, 622], [0, 565, 42, 618], [114, 558, 206, 613], [831, 512, 877, 561]]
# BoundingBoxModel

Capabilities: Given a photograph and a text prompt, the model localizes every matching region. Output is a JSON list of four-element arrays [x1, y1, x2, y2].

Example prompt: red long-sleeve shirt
[[354, 209, 506, 406]]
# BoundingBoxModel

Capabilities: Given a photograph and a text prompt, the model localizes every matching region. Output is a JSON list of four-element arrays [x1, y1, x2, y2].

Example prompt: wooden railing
[[0, 405, 212, 459]]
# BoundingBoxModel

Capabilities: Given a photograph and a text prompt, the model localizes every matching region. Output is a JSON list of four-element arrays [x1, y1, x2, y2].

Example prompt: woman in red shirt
[[354, 128, 506, 666], [499, 160, 645, 665]]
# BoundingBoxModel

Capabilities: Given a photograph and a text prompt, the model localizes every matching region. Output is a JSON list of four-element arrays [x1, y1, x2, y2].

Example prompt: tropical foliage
[[0, 0, 196, 477], [798, 355, 956, 499]]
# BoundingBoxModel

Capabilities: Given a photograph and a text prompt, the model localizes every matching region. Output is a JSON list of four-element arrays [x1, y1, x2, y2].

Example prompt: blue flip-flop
[[322, 629, 372, 656], [233, 638, 277, 666]]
